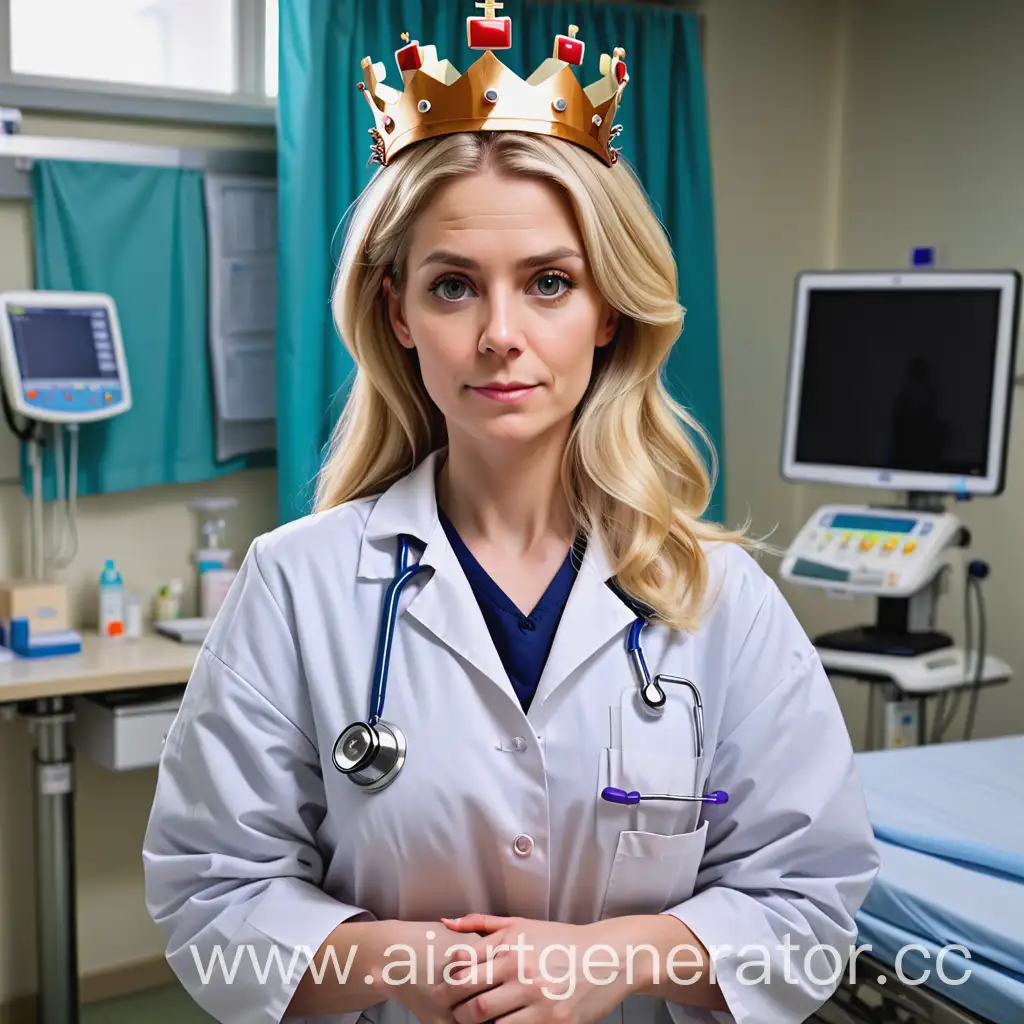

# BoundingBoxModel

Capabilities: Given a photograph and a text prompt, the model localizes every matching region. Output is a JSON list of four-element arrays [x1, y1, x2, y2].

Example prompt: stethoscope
[[333, 533, 728, 808]]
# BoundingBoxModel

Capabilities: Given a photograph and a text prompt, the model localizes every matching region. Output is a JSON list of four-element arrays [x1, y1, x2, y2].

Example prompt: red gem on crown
[[554, 25, 584, 66], [467, 0, 511, 50], [396, 32, 423, 72]]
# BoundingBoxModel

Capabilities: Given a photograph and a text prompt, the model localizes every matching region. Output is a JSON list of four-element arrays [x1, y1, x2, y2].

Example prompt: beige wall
[[0, 113, 278, 1002], [818, 0, 1024, 741], [701, 0, 879, 737]]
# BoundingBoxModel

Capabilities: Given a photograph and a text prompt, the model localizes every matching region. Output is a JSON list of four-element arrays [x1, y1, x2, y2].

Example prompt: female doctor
[[143, 24, 879, 1024]]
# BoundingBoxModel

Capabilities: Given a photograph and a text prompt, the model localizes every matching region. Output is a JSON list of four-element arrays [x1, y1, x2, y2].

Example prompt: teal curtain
[[277, 0, 724, 522], [27, 160, 271, 499]]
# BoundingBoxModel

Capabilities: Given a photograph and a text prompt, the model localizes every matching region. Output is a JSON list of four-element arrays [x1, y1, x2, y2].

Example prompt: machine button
[[883, 538, 898, 552], [859, 537, 875, 551], [904, 540, 917, 554], [511, 736, 527, 752], [513, 834, 534, 857]]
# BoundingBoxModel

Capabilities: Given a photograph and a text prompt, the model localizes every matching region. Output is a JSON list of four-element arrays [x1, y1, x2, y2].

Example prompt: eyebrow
[[418, 246, 583, 271]]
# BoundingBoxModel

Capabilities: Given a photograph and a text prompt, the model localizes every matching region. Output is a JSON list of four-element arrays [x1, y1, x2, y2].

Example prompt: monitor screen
[[8, 305, 121, 383], [781, 271, 1019, 495], [795, 288, 999, 477]]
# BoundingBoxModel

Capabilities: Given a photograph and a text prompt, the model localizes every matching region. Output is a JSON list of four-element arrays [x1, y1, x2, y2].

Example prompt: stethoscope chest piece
[[333, 720, 407, 792]]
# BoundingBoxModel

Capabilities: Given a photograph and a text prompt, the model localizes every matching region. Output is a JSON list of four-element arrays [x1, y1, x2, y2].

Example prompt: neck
[[436, 429, 576, 556]]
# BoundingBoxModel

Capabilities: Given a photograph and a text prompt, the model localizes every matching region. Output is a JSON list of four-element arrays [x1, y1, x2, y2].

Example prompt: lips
[[470, 382, 539, 402]]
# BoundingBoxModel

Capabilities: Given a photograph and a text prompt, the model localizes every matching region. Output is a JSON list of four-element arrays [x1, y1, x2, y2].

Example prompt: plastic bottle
[[98, 559, 125, 637]]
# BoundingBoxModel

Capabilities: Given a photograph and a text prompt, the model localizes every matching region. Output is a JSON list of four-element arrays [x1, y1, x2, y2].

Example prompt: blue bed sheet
[[856, 735, 1024, 880], [854, 736, 1024, 1023]]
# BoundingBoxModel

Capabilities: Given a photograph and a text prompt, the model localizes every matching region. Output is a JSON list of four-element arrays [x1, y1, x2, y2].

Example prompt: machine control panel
[[781, 505, 959, 597]]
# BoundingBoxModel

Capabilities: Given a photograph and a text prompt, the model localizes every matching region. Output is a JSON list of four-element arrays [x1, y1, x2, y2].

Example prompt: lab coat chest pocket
[[604, 687, 707, 835], [598, 822, 708, 920]]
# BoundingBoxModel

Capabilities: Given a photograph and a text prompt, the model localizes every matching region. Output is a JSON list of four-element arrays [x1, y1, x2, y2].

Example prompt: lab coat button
[[513, 834, 534, 856], [511, 736, 527, 751]]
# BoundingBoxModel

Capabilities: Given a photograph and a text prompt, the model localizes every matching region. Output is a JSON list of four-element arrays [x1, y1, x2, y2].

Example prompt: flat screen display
[[793, 288, 1001, 478], [8, 305, 121, 382]]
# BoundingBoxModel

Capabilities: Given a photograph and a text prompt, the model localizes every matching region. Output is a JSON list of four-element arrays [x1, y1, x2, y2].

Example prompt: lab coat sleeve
[[142, 541, 372, 1024], [661, 576, 880, 1024]]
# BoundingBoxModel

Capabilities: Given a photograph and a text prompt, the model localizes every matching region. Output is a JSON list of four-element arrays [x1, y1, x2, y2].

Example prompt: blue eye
[[533, 273, 572, 299], [431, 277, 471, 302]]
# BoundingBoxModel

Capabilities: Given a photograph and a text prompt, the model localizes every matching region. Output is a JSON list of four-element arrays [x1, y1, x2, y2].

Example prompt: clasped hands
[[401, 913, 643, 1024]]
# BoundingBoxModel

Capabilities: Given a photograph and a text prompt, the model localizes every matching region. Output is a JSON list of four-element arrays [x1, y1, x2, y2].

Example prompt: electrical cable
[[931, 560, 988, 742], [46, 422, 79, 570], [1, 379, 44, 445], [963, 569, 987, 740], [930, 564, 968, 742]]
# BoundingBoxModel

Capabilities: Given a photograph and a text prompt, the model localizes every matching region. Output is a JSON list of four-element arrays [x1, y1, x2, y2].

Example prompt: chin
[[466, 414, 570, 449]]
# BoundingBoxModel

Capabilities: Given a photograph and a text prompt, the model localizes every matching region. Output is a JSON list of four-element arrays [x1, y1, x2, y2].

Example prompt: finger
[[446, 929, 513, 970], [442, 914, 515, 934], [444, 936, 488, 966], [435, 943, 514, 1006], [451, 978, 531, 1024]]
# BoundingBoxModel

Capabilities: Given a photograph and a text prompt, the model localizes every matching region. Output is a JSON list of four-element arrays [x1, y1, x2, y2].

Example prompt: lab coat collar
[[355, 446, 638, 720], [357, 448, 446, 580]]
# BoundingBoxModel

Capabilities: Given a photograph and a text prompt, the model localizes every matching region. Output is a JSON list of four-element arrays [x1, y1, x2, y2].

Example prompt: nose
[[479, 288, 525, 356]]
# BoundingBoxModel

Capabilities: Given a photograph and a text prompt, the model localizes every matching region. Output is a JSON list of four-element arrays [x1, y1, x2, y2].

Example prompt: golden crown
[[357, 1, 629, 168]]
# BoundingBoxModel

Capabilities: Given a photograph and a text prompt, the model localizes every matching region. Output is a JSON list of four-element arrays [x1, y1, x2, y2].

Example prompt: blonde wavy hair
[[316, 130, 751, 631]]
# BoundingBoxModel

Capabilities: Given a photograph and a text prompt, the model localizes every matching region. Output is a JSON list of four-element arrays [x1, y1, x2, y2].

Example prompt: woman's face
[[387, 170, 619, 451]]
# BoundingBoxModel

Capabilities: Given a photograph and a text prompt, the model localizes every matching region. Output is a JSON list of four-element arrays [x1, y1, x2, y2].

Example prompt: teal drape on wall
[[277, 0, 724, 523], [28, 160, 270, 499]]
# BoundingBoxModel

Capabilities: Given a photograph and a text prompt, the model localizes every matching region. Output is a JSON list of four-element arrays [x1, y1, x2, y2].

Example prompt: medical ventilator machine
[[0, 290, 132, 654], [779, 269, 1020, 747]]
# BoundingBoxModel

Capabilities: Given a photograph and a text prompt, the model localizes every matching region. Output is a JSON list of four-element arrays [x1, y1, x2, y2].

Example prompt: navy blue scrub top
[[438, 509, 579, 713]]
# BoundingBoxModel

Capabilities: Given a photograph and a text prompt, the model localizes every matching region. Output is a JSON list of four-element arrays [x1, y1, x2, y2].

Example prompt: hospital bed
[[816, 736, 1024, 1024]]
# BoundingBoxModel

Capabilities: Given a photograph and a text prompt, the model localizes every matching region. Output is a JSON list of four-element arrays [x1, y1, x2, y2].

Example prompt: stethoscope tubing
[[367, 535, 426, 726]]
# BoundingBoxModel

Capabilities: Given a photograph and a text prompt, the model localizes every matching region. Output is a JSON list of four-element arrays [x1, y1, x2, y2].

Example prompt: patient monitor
[[779, 270, 1020, 740], [0, 291, 132, 580], [0, 291, 131, 422]]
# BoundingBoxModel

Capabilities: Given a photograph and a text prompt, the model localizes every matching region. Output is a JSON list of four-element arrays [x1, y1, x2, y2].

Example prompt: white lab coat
[[143, 448, 879, 1024]]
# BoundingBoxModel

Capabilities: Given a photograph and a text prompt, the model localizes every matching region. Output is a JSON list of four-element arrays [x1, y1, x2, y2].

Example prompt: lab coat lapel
[[402, 532, 521, 709], [356, 449, 520, 710], [529, 534, 636, 720]]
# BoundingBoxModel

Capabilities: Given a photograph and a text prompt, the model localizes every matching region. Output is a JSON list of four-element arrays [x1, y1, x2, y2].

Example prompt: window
[[0, 0, 276, 123]]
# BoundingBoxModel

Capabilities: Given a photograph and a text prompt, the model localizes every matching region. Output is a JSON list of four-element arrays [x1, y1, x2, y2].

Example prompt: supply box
[[0, 580, 70, 637]]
